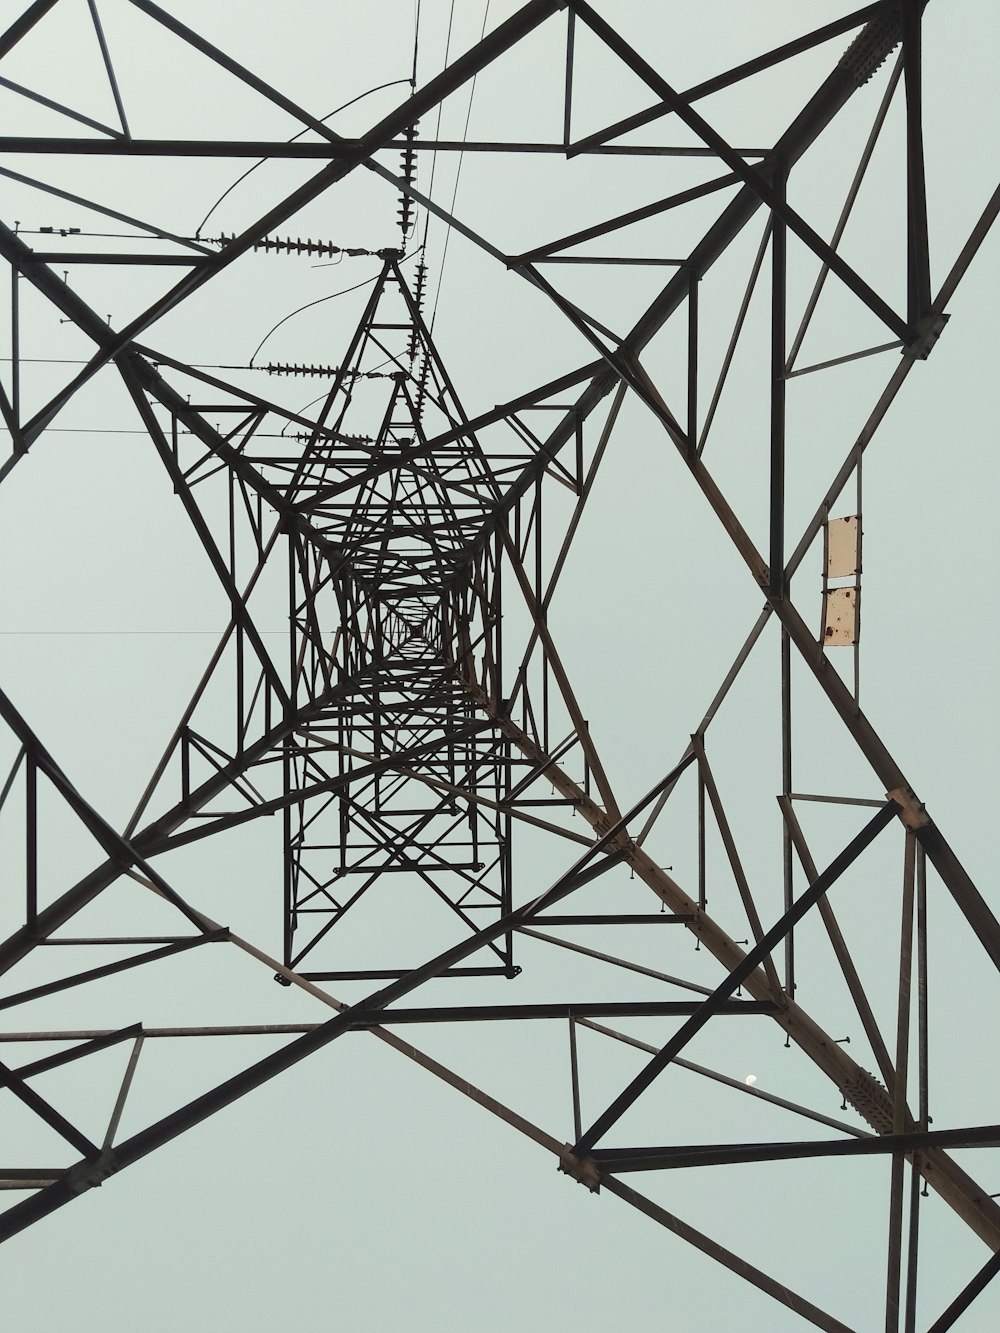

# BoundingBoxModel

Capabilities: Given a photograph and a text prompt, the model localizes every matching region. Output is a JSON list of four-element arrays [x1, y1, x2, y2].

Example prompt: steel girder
[[0, 2, 997, 1328]]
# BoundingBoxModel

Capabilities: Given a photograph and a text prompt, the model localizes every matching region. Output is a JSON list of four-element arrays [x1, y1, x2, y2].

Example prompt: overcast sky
[[1, 2, 998, 1329]]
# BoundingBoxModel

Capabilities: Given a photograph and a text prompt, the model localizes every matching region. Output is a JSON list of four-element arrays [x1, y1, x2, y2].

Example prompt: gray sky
[[1, 2, 998, 1329]]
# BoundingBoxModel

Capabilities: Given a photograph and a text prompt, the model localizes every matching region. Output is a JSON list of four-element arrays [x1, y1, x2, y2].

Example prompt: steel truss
[[0, 2, 997, 1328]]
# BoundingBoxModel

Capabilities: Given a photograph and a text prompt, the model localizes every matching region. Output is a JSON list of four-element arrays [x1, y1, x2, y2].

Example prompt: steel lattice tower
[[0, 3, 998, 1328]]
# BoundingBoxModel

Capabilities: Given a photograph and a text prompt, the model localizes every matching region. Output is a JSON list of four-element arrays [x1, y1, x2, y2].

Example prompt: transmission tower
[[0, 2, 998, 1328]]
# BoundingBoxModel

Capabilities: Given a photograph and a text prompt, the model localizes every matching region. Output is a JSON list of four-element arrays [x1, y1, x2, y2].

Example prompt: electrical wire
[[248, 272, 382, 367], [419, 0, 457, 258], [412, 0, 422, 90], [248, 244, 423, 367], [277, 352, 403, 437], [428, 0, 490, 336], [194, 78, 412, 239]]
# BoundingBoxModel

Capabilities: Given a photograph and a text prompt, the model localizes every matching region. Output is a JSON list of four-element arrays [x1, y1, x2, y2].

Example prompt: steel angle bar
[[2, 0, 565, 446], [0, 745, 25, 812], [132, 344, 345, 429], [0, 1, 59, 60], [0, 676, 352, 974], [785, 55, 903, 374], [355, 1000, 779, 1026], [563, 7, 575, 147], [102, 1034, 144, 1151], [513, 173, 739, 265], [770, 168, 787, 599], [296, 360, 603, 511], [573, 802, 897, 1156], [0, 136, 775, 158], [117, 363, 290, 710], [354, 757, 592, 847], [0, 76, 123, 139], [787, 340, 903, 378], [780, 628, 793, 994], [900, 0, 931, 333], [933, 179, 1000, 312], [125, 0, 349, 146], [567, 2, 889, 155], [578, 1018, 872, 1140], [926, 1248, 1000, 1332], [507, 382, 627, 703], [0, 934, 227, 1013], [517, 927, 715, 997], [0, 1026, 324, 1041], [458, 16, 895, 579], [0, 138, 363, 154], [645, 273, 1000, 980], [0, 689, 212, 941], [0, 1057, 98, 1159], [10, 1026, 142, 1082], [592, 1124, 1000, 1173], [462, 686, 1000, 1249], [498, 526, 621, 817], [151, 722, 495, 853], [786, 177, 1000, 591], [683, 3, 891, 104], [886, 834, 918, 1329], [0, 921, 858, 1333], [572, 1, 908, 342], [692, 736, 782, 996], [533, 256, 684, 265], [334, 8, 912, 601], [601, 1177, 855, 1333], [635, 607, 772, 848], [779, 796, 896, 1089], [86, 0, 130, 138], [529, 914, 693, 926]]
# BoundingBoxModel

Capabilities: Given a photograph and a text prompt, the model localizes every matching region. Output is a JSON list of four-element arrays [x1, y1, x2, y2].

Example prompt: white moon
[[745, 1074, 758, 1086]]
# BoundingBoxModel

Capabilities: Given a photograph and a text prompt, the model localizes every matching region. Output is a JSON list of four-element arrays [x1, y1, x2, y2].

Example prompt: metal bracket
[[558, 1145, 601, 1193], [903, 312, 949, 361], [65, 1151, 116, 1196], [887, 786, 930, 831]]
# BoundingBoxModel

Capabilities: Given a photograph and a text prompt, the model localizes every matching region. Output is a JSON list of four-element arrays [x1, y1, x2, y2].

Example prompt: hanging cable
[[398, 0, 424, 242], [428, 0, 491, 336], [249, 245, 423, 366], [278, 353, 405, 436], [194, 78, 411, 239], [412, 0, 422, 90], [419, 0, 457, 258], [248, 272, 382, 367]]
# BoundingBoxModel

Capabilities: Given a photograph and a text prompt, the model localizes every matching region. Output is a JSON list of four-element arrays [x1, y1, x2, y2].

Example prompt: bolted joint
[[842, 1068, 894, 1135], [558, 1145, 601, 1193], [65, 1151, 116, 1196], [903, 312, 949, 361], [838, 16, 900, 89], [887, 786, 930, 831]]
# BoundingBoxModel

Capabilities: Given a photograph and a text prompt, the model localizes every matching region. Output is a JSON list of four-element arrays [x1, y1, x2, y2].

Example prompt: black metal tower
[[0, 3, 998, 1328]]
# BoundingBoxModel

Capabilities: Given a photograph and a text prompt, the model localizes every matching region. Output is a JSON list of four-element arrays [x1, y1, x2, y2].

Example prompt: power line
[[428, 0, 491, 336]]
